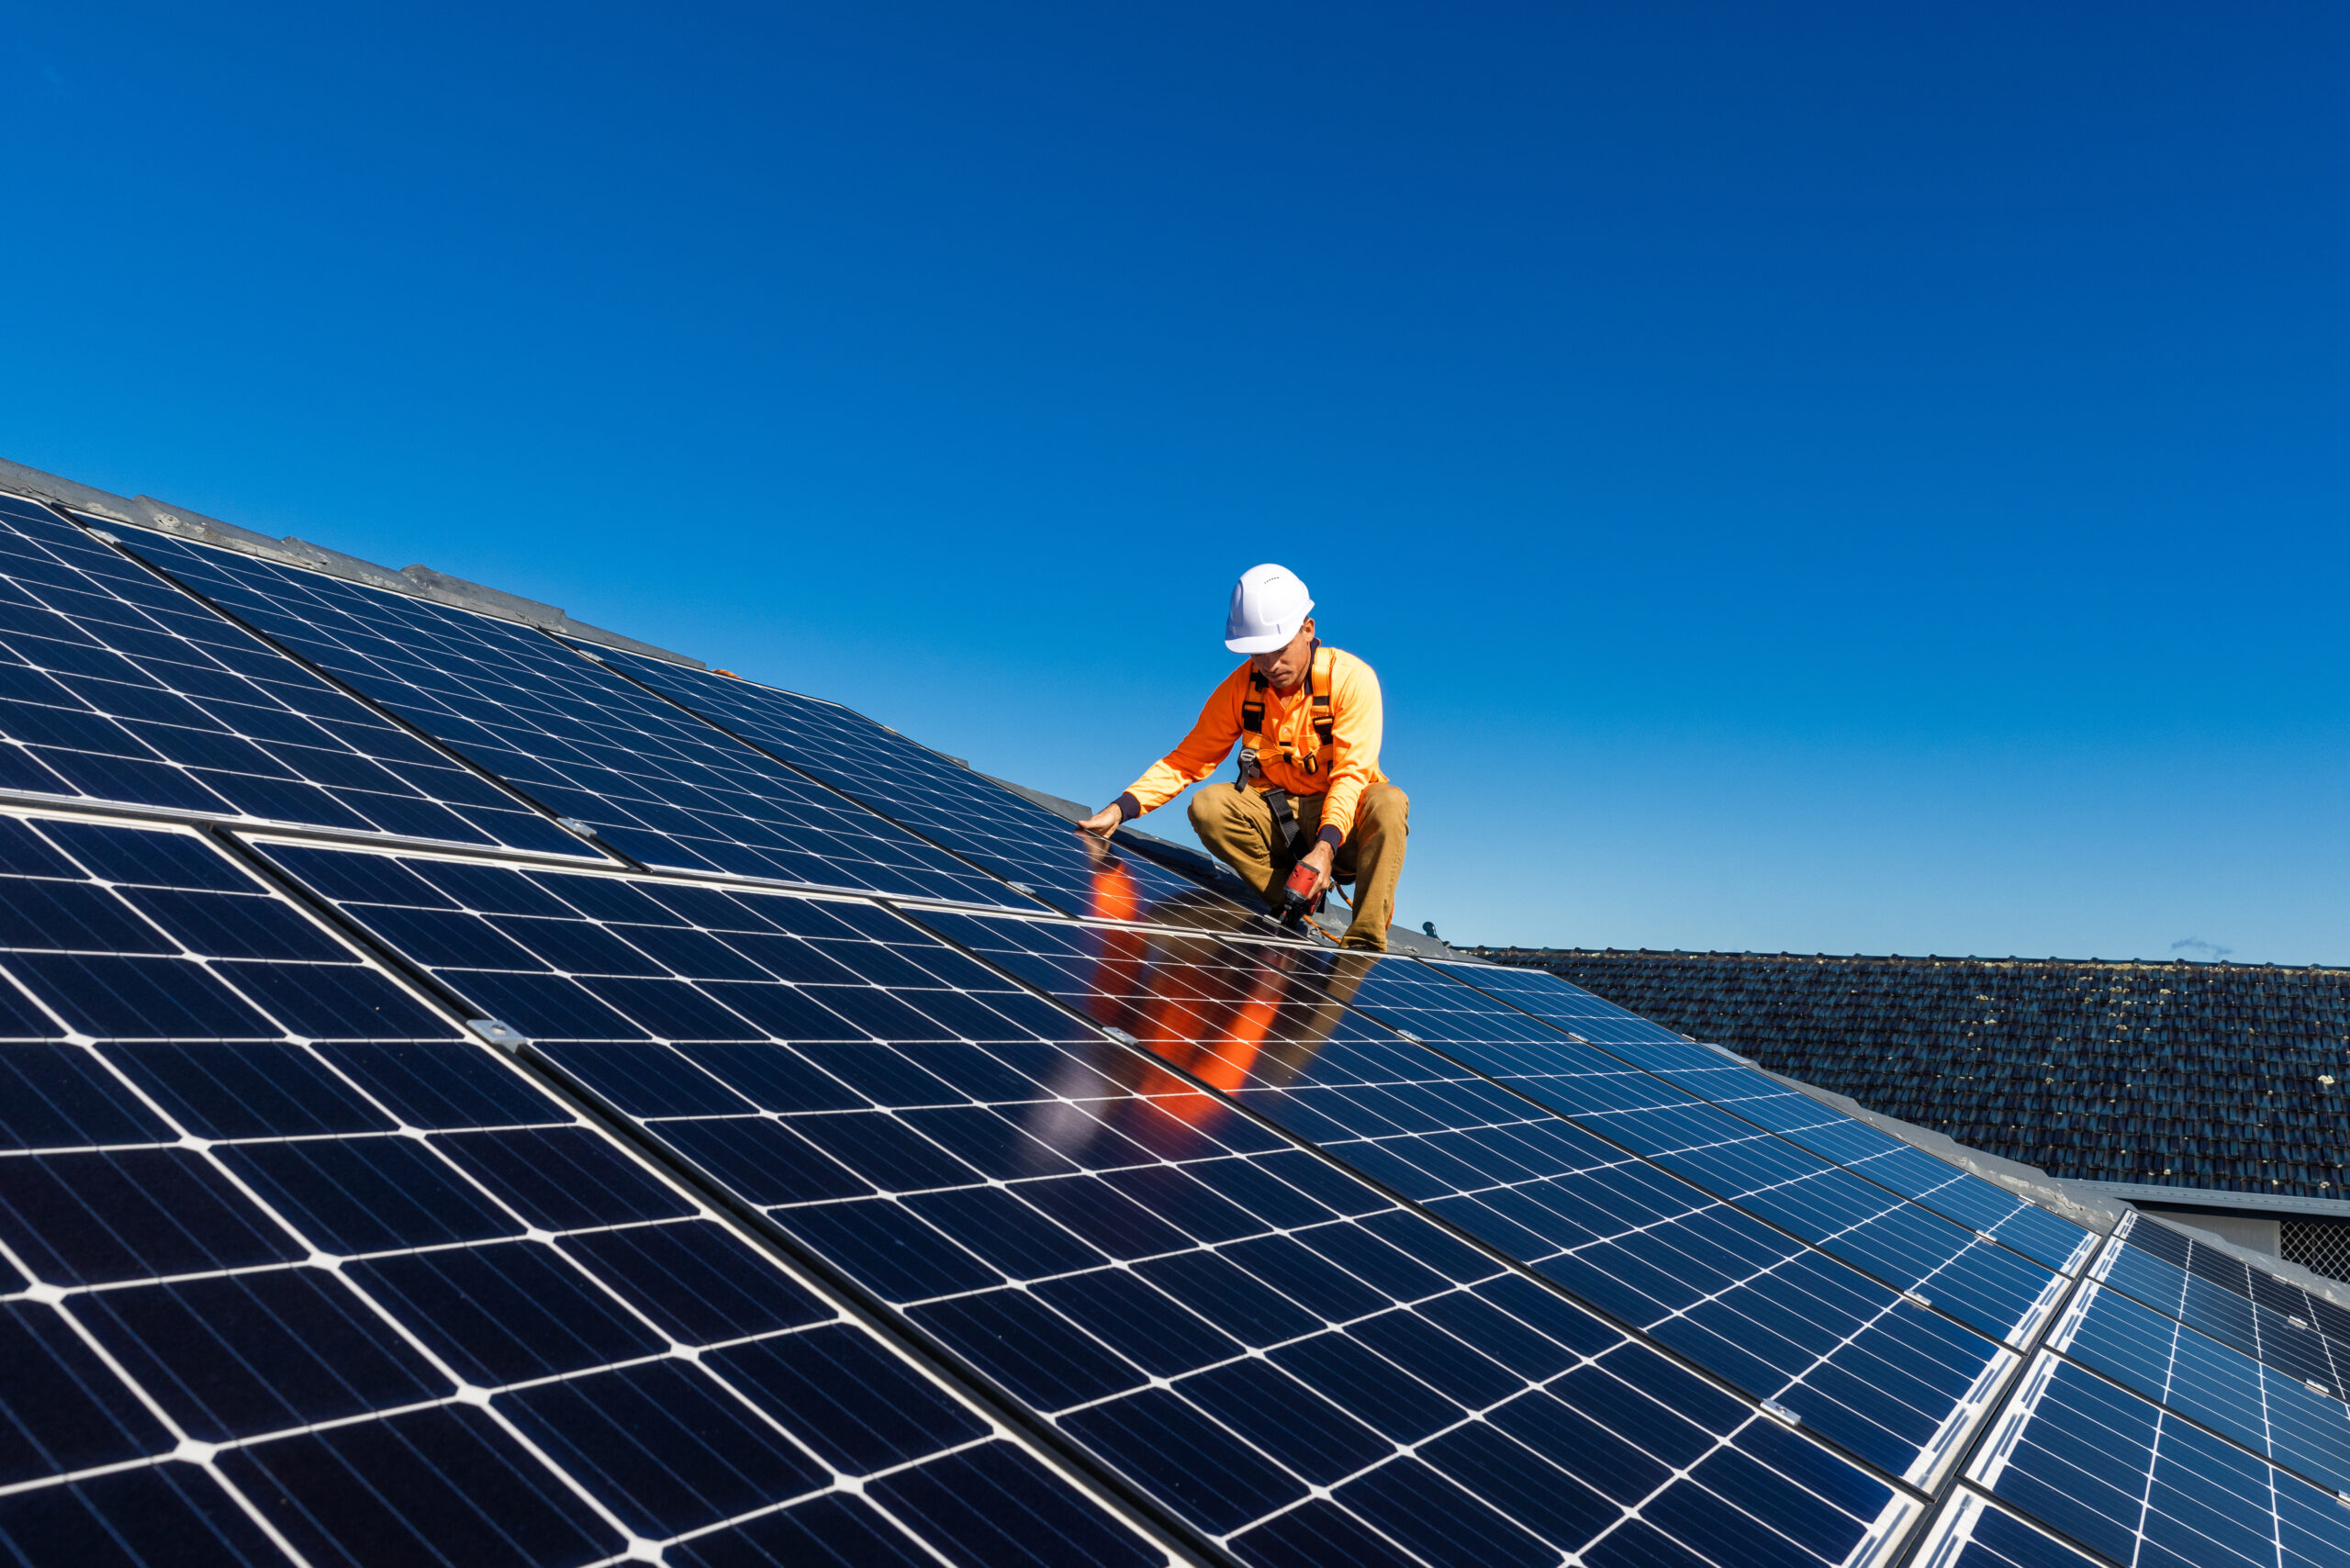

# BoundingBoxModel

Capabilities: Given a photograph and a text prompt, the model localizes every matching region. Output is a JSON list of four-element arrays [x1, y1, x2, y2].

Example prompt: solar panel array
[[0, 809, 1169, 1567], [576, 643, 1270, 933], [0, 497, 578, 857], [0, 474, 2344, 1566], [1444, 961, 2350, 1566], [117, 526, 1035, 907], [1440, 961, 2096, 1274]]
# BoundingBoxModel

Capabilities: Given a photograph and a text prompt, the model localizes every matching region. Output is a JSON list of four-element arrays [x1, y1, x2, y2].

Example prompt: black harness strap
[[1233, 650, 1334, 857]]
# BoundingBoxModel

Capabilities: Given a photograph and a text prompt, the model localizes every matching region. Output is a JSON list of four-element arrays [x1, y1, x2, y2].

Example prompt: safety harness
[[1233, 644, 1337, 856]]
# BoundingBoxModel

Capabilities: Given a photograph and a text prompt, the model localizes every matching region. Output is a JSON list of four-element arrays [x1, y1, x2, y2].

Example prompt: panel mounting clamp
[[555, 817, 598, 838], [1758, 1398, 1801, 1428], [1102, 1027, 1139, 1048], [465, 1019, 529, 1053]]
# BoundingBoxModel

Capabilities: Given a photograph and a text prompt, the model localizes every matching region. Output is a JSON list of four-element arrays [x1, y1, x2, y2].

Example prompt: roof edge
[[0, 455, 703, 668], [1480, 945, 2350, 974]]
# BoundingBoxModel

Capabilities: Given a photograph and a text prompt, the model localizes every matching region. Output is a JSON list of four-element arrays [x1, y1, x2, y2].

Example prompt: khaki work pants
[[1188, 781, 1408, 950]]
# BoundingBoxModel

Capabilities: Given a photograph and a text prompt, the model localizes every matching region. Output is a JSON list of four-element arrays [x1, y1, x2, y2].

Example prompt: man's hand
[[1076, 805, 1124, 838], [1295, 839, 1337, 899]]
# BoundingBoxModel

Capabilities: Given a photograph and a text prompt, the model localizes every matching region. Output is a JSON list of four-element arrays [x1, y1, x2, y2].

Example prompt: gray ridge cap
[[131, 495, 287, 554], [2071, 1179, 2350, 1223], [557, 618, 705, 668], [0, 456, 707, 669], [399, 563, 564, 625], [0, 456, 141, 521], [280, 537, 411, 593]]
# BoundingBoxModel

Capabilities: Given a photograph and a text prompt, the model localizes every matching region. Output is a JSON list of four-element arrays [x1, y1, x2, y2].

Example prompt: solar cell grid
[[0, 495, 581, 857], [2095, 1226, 2350, 1402], [912, 910, 2016, 1489], [1907, 1491, 2101, 1568], [2123, 1212, 2350, 1343], [1441, 961, 2095, 1276], [0, 808, 1174, 1568], [117, 525, 1042, 909], [1360, 980, 2062, 1338], [1970, 1350, 2350, 1568], [581, 644, 1269, 933], [2044, 1276, 2350, 1499], [263, 839, 1919, 1568]]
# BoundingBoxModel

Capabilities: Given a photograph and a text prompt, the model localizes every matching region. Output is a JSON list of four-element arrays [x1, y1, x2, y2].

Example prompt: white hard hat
[[1225, 564, 1315, 654]]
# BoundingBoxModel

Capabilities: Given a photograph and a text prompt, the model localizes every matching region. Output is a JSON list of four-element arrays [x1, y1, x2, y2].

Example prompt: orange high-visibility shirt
[[1118, 645, 1387, 846]]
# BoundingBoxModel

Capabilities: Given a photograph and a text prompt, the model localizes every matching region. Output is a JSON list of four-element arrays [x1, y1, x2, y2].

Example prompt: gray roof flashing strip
[[398, 562, 565, 625], [0, 452, 708, 670], [2076, 1180, 2350, 1223], [0, 455, 144, 521], [2, 454, 703, 667]]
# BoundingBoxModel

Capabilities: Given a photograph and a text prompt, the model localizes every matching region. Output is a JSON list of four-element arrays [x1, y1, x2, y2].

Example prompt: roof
[[1483, 946, 2350, 1215]]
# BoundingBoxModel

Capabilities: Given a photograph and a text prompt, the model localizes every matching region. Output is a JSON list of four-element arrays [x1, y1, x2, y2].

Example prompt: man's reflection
[[1023, 860, 1377, 1163]]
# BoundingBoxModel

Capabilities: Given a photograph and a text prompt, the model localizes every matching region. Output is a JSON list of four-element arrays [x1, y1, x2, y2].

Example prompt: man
[[1078, 564, 1407, 950]]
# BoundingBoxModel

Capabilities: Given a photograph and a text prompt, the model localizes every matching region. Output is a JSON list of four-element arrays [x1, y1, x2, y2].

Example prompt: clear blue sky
[[5, 4, 2344, 961]]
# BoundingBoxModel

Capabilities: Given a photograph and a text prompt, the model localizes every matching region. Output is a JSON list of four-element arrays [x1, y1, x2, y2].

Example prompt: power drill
[[1280, 860, 1326, 922]]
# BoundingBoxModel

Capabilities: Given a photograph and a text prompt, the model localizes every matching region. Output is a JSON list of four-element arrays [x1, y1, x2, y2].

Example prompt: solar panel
[[113, 524, 1044, 908], [1906, 1490, 2101, 1567], [2121, 1210, 2350, 1341], [2044, 1276, 2350, 1496], [907, 911, 2018, 1489], [2096, 1222, 2349, 1401], [1350, 966, 2067, 1348], [0, 806, 1173, 1568], [575, 643, 1271, 932], [1441, 961, 2096, 1275], [256, 836, 1920, 1567], [1969, 1350, 2350, 1568], [10, 452, 2311, 1565], [0, 494, 582, 857]]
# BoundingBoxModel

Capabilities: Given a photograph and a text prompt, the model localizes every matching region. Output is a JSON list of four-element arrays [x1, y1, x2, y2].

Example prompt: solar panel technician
[[1078, 565, 1406, 950]]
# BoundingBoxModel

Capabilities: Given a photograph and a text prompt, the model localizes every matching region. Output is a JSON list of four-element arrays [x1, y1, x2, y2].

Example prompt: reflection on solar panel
[[1439, 961, 2097, 1275], [578, 644, 1267, 932], [0, 495, 580, 856], [1969, 1350, 2350, 1567], [118, 526, 1040, 906], [0, 808, 1169, 1567], [907, 912, 2017, 1489], [264, 839, 1919, 1566]]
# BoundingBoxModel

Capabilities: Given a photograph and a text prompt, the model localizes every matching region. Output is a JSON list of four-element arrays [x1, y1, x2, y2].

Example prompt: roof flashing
[[0, 456, 705, 670]]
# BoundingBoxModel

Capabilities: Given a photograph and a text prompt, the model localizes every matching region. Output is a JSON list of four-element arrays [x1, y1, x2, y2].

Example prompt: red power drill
[[1280, 861, 1326, 922]]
